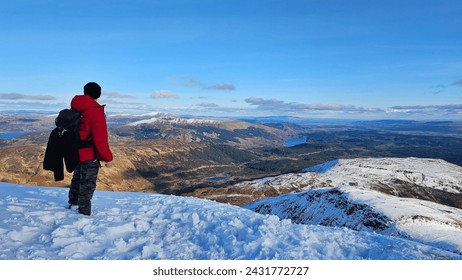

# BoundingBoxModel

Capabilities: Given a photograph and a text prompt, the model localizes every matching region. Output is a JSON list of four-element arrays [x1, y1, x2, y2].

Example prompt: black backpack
[[55, 108, 81, 140], [55, 108, 93, 148], [43, 108, 94, 181]]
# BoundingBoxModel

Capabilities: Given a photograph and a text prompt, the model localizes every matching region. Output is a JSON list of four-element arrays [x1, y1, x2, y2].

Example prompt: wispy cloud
[[101, 100, 155, 113], [244, 97, 382, 115], [171, 77, 236, 91], [0, 93, 56, 100], [429, 84, 447, 95], [204, 84, 236, 90], [389, 104, 462, 115], [0, 100, 66, 112], [190, 96, 209, 99], [429, 78, 462, 94], [245, 97, 286, 109], [103, 91, 136, 99], [452, 79, 462, 87], [196, 102, 220, 108], [151, 90, 179, 99], [190, 98, 462, 119]]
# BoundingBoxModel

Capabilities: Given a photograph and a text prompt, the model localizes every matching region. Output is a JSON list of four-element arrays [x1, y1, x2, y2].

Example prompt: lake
[[284, 136, 307, 147], [206, 176, 229, 182], [0, 132, 25, 139]]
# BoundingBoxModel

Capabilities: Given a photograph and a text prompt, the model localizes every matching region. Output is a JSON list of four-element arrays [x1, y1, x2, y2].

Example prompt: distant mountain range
[[1, 112, 301, 148], [108, 112, 300, 148]]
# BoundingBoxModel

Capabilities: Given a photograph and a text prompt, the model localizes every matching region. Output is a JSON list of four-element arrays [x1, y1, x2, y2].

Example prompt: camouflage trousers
[[68, 160, 100, 215]]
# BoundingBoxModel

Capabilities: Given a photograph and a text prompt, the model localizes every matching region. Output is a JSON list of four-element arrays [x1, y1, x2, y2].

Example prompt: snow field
[[1, 183, 461, 260]]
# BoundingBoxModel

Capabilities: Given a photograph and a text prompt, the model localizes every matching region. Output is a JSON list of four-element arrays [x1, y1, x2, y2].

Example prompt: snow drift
[[1, 182, 460, 260]]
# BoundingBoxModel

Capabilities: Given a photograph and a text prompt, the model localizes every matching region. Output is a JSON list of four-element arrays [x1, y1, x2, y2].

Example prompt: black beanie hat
[[84, 82, 101, 99]]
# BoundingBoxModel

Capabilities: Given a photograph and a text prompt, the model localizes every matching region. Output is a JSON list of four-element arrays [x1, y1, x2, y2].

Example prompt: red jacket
[[71, 94, 113, 163]]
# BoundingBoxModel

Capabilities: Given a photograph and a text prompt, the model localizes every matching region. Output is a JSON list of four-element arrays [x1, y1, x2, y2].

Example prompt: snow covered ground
[[0, 182, 461, 260]]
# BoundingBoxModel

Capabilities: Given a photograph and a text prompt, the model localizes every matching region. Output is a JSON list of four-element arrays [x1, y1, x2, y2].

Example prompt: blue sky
[[0, 0, 461, 119]]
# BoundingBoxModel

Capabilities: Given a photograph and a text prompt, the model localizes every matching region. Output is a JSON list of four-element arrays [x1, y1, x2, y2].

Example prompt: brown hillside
[[0, 140, 282, 198]]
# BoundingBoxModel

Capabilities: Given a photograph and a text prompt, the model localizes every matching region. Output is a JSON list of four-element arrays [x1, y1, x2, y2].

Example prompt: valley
[[1, 112, 462, 205]]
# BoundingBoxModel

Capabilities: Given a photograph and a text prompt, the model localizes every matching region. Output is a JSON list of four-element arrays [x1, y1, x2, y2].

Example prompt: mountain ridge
[[242, 157, 462, 255]]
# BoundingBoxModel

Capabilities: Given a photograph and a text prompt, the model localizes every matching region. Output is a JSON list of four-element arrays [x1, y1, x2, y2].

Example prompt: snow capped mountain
[[0, 182, 461, 260], [109, 111, 293, 148], [303, 157, 462, 195], [243, 157, 462, 255], [126, 112, 222, 126]]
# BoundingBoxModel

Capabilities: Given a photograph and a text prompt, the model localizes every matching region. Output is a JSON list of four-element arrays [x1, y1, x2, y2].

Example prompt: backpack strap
[[79, 136, 94, 148], [73, 107, 94, 149]]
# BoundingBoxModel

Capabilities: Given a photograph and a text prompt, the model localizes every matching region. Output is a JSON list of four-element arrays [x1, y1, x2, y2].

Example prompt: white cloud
[[197, 102, 220, 108], [245, 97, 383, 115], [151, 90, 179, 99], [389, 104, 462, 116], [0, 93, 56, 100], [171, 76, 236, 91]]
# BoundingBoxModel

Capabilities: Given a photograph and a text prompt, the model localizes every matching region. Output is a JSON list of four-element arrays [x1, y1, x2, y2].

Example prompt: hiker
[[68, 82, 113, 215]]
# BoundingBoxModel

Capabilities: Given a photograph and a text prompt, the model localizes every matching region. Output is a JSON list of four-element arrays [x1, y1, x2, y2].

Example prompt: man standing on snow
[[68, 82, 113, 215]]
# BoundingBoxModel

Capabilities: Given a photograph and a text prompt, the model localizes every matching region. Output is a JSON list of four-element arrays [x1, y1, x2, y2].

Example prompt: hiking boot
[[78, 208, 91, 216]]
